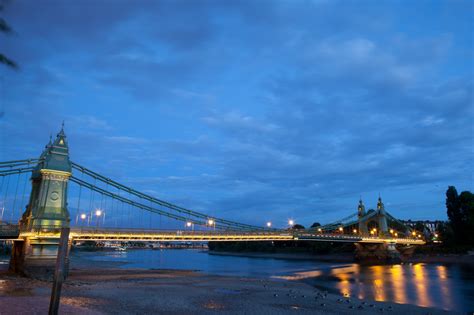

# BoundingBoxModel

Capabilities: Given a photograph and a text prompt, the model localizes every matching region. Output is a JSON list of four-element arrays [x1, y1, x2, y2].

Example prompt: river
[[69, 248, 473, 313]]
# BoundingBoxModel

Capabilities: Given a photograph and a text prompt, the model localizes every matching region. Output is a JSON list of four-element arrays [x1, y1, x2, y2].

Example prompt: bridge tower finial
[[377, 194, 384, 211], [376, 194, 388, 235]]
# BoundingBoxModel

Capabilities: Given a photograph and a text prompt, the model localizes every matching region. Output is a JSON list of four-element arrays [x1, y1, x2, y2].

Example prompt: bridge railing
[[72, 227, 292, 236], [18, 225, 292, 236]]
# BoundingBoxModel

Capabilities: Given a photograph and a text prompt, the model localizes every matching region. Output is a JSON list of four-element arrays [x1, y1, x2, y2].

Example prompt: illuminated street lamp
[[394, 232, 398, 237], [353, 229, 357, 234], [434, 233, 439, 238], [208, 219, 215, 230], [338, 226, 343, 232], [266, 222, 272, 228], [186, 221, 194, 231], [288, 219, 294, 226], [370, 230, 375, 235], [80, 213, 87, 231], [412, 231, 417, 237], [317, 228, 322, 233], [390, 229, 394, 234], [95, 209, 102, 229]]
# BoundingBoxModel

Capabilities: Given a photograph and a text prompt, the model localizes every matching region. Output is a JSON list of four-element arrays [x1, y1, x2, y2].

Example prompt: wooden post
[[48, 227, 70, 315]]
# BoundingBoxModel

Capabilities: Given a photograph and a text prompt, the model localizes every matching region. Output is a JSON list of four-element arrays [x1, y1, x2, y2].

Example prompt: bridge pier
[[9, 235, 71, 280], [354, 242, 401, 264]]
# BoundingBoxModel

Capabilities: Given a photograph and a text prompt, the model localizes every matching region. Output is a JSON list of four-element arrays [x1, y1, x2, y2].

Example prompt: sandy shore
[[0, 266, 457, 315]]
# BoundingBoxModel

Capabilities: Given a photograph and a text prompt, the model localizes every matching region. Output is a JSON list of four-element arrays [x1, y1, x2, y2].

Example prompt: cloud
[[1, 0, 472, 226]]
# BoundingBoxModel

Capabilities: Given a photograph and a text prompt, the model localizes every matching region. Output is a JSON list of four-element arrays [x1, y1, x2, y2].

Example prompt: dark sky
[[1, 0, 473, 228]]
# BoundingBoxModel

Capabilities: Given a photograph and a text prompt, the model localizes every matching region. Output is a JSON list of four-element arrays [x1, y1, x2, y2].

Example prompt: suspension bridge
[[0, 127, 424, 278]]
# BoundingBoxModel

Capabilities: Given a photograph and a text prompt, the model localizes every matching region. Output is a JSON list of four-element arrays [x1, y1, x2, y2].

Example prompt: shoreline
[[0, 266, 456, 314], [208, 250, 355, 262], [208, 250, 474, 265]]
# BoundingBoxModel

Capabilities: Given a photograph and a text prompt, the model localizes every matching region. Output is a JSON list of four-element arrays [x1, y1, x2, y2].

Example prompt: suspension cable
[[70, 176, 214, 229], [71, 162, 266, 231]]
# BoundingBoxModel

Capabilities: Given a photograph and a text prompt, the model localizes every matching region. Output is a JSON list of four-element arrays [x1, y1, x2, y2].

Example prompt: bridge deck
[[8, 227, 426, 244]]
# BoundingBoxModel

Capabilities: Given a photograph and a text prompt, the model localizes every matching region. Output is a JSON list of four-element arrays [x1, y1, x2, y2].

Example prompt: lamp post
[[95, 209, 102, 229], [186, 221, 194, 231], [208, 219, 215, 231], [80, 213, 87, 232]]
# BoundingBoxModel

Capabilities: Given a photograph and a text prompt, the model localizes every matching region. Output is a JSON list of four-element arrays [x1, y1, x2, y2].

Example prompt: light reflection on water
[[51, 250, 474, 312]]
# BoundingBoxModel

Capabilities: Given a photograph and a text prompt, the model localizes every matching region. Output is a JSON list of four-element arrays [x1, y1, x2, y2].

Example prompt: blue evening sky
[[1, 0, 472, 228]]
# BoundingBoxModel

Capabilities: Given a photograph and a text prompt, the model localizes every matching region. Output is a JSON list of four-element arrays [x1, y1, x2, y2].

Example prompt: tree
[[0, 1, 18, 69], [459, 191, 474, 245], [445, 186, 474, 246], [291, 224, 305, 230], [310, 222, 321, 228], [446, 186, 461, 228]]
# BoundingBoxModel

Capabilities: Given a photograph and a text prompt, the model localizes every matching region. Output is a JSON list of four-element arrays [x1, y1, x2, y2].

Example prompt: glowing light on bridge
[[338, 227, 343, 232], [353, 229, 357, 234], [80, 214, 87, 220], [288, 219, 294, 226], [95, 209, 102, 217], [266, 222, 272, 228], [317, 228, 322, 233], [207, 219, 215, 227], [186, 222, 192, 228]]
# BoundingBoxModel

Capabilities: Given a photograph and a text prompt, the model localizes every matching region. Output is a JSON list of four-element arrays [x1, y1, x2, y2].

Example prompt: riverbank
[[0, 267, 455, 314], [209, 250, 354, 262], [209, 250, 474, 265]]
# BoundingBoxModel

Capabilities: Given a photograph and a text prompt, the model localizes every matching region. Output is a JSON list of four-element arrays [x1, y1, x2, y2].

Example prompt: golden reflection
[[413, 263, 431, 307], [436, 265, 453, 310], [389, 264, 407, 304], [335, 272, 351, 297], [370, 266, 386, 301], [332, 265, 359, 298], [272, 270, 323, 281]]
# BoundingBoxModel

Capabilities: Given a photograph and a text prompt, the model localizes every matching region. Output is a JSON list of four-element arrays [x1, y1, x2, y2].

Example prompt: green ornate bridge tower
[[10, 126, 72, 279]]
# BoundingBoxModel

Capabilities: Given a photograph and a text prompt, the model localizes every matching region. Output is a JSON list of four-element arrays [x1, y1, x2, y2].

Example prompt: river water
[[70, 249, 474, 313]]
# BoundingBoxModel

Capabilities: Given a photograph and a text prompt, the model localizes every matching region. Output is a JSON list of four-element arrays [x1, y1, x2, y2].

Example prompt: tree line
[[441, 186, 474, 248]]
